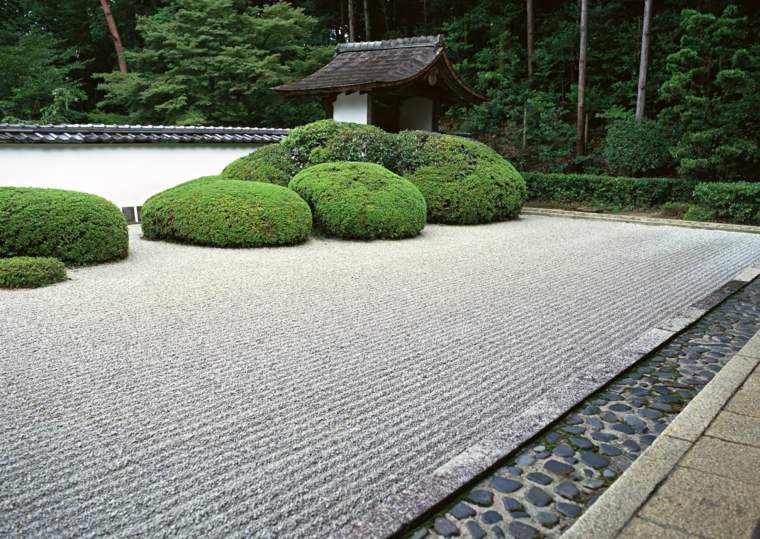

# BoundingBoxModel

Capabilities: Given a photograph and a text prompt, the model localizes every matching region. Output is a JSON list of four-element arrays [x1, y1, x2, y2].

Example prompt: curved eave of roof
[[274, 50, 487, 105]]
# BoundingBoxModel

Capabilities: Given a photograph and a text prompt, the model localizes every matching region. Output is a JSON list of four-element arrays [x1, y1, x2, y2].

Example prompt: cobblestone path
[[410, 278, 760, 539]]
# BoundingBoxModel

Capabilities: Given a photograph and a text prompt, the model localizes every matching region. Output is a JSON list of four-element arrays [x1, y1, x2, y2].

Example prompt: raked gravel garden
[[2, 121, 760, 538]]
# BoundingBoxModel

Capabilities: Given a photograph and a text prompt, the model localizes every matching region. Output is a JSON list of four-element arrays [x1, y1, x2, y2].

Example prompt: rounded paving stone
[[612, 422, 635, 435], [481, 510, 503, 525], [583, 479, 605, 489], [623, 415, 648, 433], [562, 426, 585, 434], [536, 511, 559, 528], [545, 432, 561, 444], [526, 486, 553, 507], [591, 432, 617, 442], [508, 521, 540, 539], [569, 436, 593, 449], [555, 480, 581, 500], [556, 501, 583, 518], [503, 497, 524, 513], [516, 454, 535, 467], [580, 451, 609, 469], [544, 459, 574, 477], [553, 444, 575, 458], [467, 489, 493, 506], [433, 517, 460, 537], [599, 444, 622, 456], [449, 502, 476, 520], [465, 521, 486, 539], [527, 472, 553, 485], [410, 529, 429, 539], [492, 477, 522, 493], [609, 403, 631, 412]]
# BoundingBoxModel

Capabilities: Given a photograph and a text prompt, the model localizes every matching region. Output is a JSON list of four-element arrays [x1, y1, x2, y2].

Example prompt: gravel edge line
[[522, 208, 760, 235], [332, 262, 760, 539], [562, 329, 760, 539]]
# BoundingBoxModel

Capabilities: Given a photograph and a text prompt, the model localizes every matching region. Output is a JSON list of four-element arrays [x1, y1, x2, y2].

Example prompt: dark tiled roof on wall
[[0, 124, 289, 144]]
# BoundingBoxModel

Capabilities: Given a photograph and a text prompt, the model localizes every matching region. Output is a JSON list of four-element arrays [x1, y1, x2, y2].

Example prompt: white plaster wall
[[333, 92, 370, 124], [0, 144, 261, 208], [399, 97, 434, 131]]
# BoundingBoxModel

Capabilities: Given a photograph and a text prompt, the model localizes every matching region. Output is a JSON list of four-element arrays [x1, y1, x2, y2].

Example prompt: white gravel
[[2, 216, 759, 538]]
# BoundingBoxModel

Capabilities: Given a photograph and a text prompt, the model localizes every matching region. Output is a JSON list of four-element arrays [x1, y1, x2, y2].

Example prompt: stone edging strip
[[562, 328, 760, 539], [522, 207, 760, 235], [333, 261, 760, 539]]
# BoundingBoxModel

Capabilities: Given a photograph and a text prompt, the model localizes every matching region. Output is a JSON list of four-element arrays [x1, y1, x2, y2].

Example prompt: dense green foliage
[[289, 162, 426, 240], [221, 144, 298, 186], [0, 31, 84, 122], [687, 182, 760, 225], [95, 0, 331, 126], [0, 187, 128, 265], [3, 1, 759, 179], [524, 172, 696, 209], [142, 177, 312, 247], [283, 120, 398, 170], [659, 6, 760, 181], [400, 132, 527, 224], [602, 116, 673, 177], [0, 256, 67, 289]]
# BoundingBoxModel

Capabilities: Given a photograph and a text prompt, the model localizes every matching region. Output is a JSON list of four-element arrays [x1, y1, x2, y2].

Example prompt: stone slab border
[[523, 207, 760, 235], [333, 261, 760, 539], [562, 328, 760, 539]]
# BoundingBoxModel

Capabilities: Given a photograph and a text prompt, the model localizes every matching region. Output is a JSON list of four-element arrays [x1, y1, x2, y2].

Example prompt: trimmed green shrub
[[220, 144, 297, 186], [289, 162, 426, 240], [602, 117, 673, 177], [0, 187, 128, 265], [683, 205, 716, 222], [524, 172, 696, 209], [282, 120, 398, 171], [660, 202, 691, 219], [689, 182, 760, 225], [0, 257, 67, 289], [142, 177, 312, 247], [399, 132, 527, 224]]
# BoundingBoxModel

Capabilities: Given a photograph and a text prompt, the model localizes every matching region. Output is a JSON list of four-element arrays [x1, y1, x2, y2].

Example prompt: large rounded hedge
[[399, 132, 527, 224], [289, 162, 426, 240], [283, 120, 398, 171], [220, 144, 297, 187], [141, 177, 312, 247], [0, 256, 67, 289], [0, 187, 128, 265]]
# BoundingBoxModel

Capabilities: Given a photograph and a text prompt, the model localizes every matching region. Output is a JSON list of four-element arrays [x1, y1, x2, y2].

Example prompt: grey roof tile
[[0, 123, 289, 144]]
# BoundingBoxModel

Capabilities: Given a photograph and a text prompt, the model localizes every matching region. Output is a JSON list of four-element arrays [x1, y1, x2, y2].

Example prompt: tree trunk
[[576, 0, 588, 155], [99, 0, 128, 73], [526, 0, 534, 77], [635, 0, 653, 122], [348, 0, 356, 41], [363, 0, 371, 40]]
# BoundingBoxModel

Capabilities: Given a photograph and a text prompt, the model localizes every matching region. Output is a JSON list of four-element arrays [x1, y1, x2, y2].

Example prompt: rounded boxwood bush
[[0, 257, 67, 289], [289, 162, 426, 240], [220, 144, 297, 187], [141, 177, 312, 247], [399, 132, 527, 225], [283, 120, 398, 171], [0, 187, 128, 265]]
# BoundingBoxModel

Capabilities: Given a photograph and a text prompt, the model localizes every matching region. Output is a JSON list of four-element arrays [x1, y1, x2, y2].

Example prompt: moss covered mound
[[221, 144, 297, 187], [399, 132, 527, 225], [141, 177, 312, 247], [289, 162, 426, 240], [0, 187, 128, 265], [0, 257, 67, 289]]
